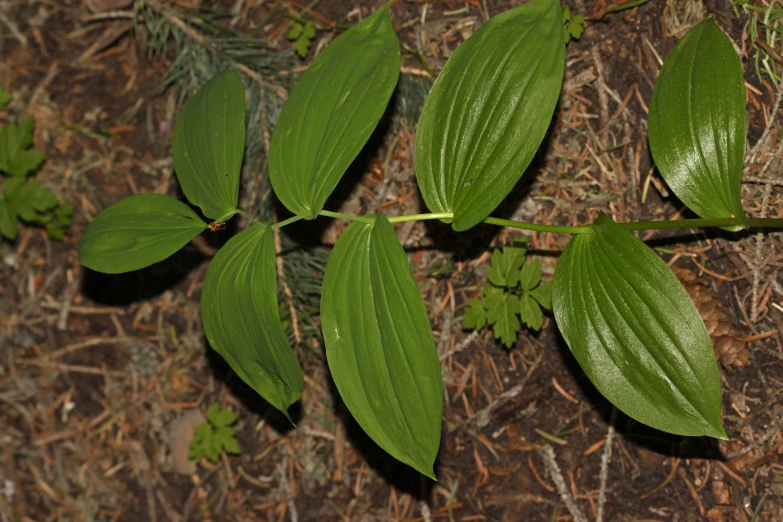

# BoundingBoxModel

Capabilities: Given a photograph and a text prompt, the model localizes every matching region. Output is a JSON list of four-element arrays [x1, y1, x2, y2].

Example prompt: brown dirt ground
[[2, 0, 783, 521]]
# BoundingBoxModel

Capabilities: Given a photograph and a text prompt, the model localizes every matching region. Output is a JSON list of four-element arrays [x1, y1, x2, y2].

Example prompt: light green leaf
[[415, 0, 565, 231], [519, 295, 542, 331], [463, 298, 487, 329], [207, 404, 237, 428], [202, 225, 304, 418], [483, 283, 504, 309], [288, 22, 304, 39], [269, 4, 400, 219], [322, 213, 443, 478], [79, 194, 207, 274], [172, 70, 245, 220], [531, 279, 553, 310], [552, 213, 726, 438], [486, 293, 520, 348], [6, 180, 58, 221], [519, 259, 542, 291], [648, 18, 748, 230]]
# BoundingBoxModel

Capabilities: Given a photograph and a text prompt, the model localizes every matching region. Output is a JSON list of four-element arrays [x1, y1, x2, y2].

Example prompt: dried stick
[[538, 445, 587, 522]]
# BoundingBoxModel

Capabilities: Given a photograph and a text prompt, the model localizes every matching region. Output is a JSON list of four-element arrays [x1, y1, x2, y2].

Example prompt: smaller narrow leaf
[[552, 213, 726, 438], [322, 213, 443, 478], [531, 280, 553, 310], [487, 294, 520, 348], [269, 5, 400, 218], [173, 70, 245, 220], [79, 194, 208, 274], [519, 295, 543, 331], [201, 225, 304, 418], [0, 199, 18, 240], [519, 259, 542, 291], [648, 18, 748, 230], [463, 298, 487, 329]]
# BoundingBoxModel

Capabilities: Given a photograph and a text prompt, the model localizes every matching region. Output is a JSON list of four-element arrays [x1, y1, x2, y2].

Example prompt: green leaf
[[172, 70, 245, 220], [303, 21, 316, 39], [530, 279, 553, 310], [288, 22, 304, 40], [462, 298, 487, 329], [483, 283, 504, 309], [269, 5, 400, 219], [648, 18, 748, 230], [201, 225, 304, 418], [519, 295, 543, 331], [0, 88, 12, 109], [79, 194, 207, 274], [552, 213, 726, 438], [207, 404, 237, 428], [6, 180, 58, 221], [415, 0, 565, 231], [487, 242, 527, 287], [562, 6, 585, 42], [321, 213, 443, 478], [0, 198, 18, 240], [0, 117, 46, 177], [519, 259, 542, 291], [486, 293, 520, 348], [46, 203, 73, 240]]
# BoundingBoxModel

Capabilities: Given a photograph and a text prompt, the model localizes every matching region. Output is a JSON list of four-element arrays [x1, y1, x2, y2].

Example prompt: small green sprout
[[188, 404, 241, 463]]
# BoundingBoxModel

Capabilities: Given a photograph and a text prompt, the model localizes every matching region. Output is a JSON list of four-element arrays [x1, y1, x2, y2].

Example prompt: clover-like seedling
[[463, 238, 552, 347], [188, 404, 241, 463]]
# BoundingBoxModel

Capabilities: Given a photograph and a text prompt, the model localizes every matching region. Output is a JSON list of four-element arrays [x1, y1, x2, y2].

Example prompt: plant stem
[[215, 209, 239, 223], [387, 212, 453, 223], [271, 215, 304, 230], [318, 210, 376, 224], [482, 217, 593, 234], [235, 209, 266, 229], [309, 210, 783, 234]]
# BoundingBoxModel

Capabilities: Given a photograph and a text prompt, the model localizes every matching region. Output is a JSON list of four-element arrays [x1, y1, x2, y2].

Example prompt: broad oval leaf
[[173, 70, 245, 220], [201, 225, 303, 418], [415, 0, 565, 232], [269, 5, 400, 219], [552, 213, 726, 438], [648, 18, 748, 230], [79, 193, 207, 274], [321, 213, 443, 478]]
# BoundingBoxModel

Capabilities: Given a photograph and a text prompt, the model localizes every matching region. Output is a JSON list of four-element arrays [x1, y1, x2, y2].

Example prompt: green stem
[[318, 210, 375, 224], [482, 217, 593, 234], [214, 209, 239, 223], [234, 209, 266, 229], [387, 212, 453, 223], [271, 215, 304, 230]]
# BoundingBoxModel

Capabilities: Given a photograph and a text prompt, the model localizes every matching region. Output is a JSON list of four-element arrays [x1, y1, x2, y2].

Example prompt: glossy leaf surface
[[202, 225, 303, 418], [79, 194, 207, 274], [173, 70, 245, 220], [269, 5, 400, 219], [648, 18, 748, 229], [552, 213, 725, 438], [322, 214, 443, 478], [415, 0, 565, 231]]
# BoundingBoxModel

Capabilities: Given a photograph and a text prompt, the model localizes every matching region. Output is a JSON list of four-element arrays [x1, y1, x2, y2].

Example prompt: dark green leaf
[[519, 295, 542, 331], [172, 70, 245, 220], [322, 213, 443, 478], [79, 194, 207, 274], [463, 298, 487, 329], [415, 0, 565, 231], [269, 4, 400, 219], [552, 213, 726, 438], [519, 259, 542, 291], [0, 88, 12, 109], [0, 199, 18, 240], [648, 19, 748, 230], [0, 117, 46, 177], [7, 180, 58, 221], [486, 293, 520, 348], [202, 225, 304, 418], [487, 243, 527, 287], [531, 279, 553, 310]]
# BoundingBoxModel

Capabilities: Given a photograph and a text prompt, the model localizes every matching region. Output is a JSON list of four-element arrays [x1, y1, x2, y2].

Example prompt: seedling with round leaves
[[79, 0, 782, 478]]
